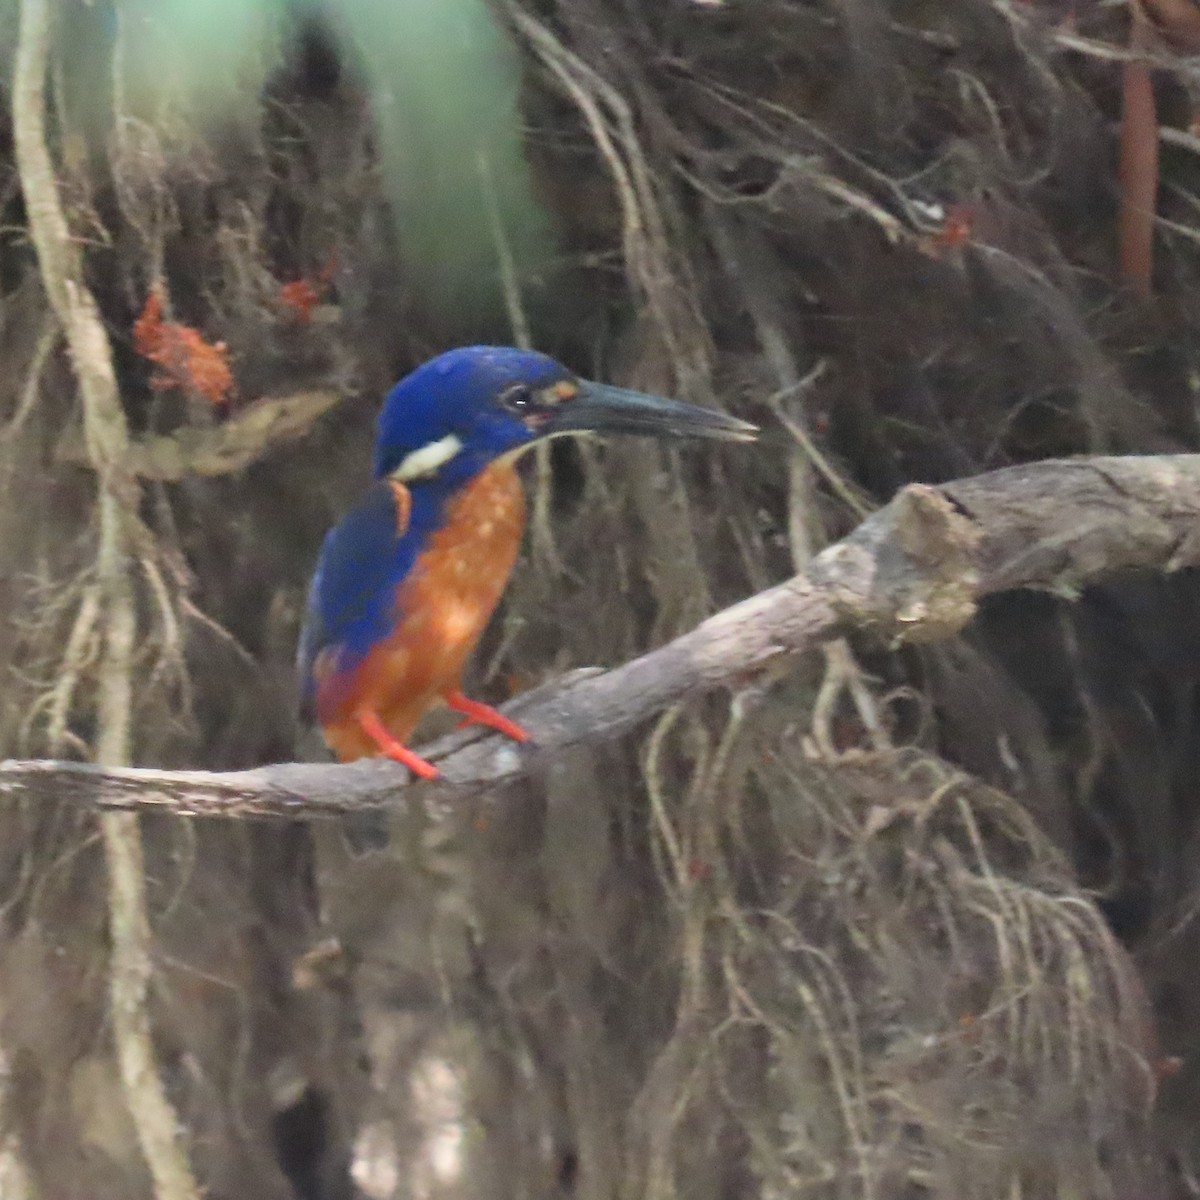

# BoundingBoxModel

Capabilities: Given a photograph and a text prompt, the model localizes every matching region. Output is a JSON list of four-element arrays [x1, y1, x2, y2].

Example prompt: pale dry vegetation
[[1, 2, 1199, 1198]]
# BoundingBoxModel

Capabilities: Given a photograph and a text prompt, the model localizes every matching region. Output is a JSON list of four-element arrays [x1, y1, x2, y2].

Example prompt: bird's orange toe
[[445, 690, 531, 744], [356, 710, 440, 779]]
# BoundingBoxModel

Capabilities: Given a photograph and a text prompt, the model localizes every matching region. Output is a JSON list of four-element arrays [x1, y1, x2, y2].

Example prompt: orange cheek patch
[[388, 480, 413, 534]]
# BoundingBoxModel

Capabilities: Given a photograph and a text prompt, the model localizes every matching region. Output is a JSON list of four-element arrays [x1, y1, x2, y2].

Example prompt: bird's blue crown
[[372, 345, 573, 483]]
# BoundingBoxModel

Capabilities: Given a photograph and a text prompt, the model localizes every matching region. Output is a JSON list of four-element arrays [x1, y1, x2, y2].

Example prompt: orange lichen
[[133, 290, 234, 407], [916, 202, 976, 260], [935, 203, 974, 249], [278, 278, 322, 324], [278, 255, 337, 325]]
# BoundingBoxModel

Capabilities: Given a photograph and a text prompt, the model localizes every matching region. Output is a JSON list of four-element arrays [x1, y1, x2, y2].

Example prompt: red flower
[[133, 290, 234, 408]]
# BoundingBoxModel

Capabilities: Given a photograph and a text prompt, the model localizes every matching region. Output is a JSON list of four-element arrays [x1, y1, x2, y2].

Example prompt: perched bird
[[297, 345, 756, 794]]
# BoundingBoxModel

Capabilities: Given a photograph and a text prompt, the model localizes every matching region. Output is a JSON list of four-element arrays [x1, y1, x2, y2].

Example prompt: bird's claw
[[357, 710, 440, 780]]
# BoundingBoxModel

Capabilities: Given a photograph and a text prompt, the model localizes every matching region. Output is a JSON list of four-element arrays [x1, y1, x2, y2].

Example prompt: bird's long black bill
[[544, 380, 757, 442]]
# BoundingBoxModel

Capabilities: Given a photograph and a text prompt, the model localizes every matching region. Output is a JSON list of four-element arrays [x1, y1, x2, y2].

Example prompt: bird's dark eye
[[500, 384, 534, 412]]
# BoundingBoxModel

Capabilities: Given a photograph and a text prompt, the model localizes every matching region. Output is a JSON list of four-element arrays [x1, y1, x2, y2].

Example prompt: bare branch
[[5, 454, 1200, 823], [55, 388, 343, 480]]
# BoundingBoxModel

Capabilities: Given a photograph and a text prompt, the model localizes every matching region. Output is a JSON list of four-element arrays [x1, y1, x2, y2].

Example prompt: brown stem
[[1119, 10, 1158, 297]]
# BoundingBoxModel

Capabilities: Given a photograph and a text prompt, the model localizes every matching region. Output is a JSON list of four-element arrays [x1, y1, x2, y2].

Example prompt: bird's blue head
[[373, 345, 756, 487]]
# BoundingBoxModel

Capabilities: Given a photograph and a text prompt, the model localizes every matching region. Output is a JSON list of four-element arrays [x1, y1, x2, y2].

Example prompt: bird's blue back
[[297, 479, 464, 720]]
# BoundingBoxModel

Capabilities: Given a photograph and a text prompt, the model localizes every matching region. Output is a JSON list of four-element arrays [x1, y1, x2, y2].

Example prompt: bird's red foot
[[356, 710, 440, 780], [445, 690, 531, 744]]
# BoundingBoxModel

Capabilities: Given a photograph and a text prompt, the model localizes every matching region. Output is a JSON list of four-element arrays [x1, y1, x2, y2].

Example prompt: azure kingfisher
[[297, 345, 756, 790]]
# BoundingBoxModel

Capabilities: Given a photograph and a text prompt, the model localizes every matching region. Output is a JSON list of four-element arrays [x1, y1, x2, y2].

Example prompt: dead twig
[[56, 388, 343, 481]]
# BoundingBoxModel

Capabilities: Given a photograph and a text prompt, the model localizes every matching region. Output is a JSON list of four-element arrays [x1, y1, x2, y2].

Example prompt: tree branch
[[5, 453, 1200, 821], [55, 388, 343, 480]]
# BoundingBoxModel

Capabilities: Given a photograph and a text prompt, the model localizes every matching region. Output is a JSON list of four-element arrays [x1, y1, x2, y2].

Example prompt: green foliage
[[114, 0, 290, 127], [1, 0, 549, 327], [328, 0, 549, 326]]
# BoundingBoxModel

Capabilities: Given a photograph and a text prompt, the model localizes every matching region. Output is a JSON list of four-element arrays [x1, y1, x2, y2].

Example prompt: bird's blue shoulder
[[296, 480, 444, 717]]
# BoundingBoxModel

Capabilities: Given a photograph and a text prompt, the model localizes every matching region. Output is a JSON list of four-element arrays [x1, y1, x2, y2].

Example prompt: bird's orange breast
[[321, 460, 526, 761]]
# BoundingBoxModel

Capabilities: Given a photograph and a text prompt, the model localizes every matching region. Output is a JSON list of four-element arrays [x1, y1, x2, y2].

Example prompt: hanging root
[[628, 734, 1160, 1200], [12, 1, 199, 1196]]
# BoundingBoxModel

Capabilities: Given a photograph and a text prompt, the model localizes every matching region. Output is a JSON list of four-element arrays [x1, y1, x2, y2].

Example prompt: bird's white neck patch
[[391, 433, 464, 482]]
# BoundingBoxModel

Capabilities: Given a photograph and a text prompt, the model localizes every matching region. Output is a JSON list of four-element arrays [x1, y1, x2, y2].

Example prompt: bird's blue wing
[[296, 481, 421, 722]]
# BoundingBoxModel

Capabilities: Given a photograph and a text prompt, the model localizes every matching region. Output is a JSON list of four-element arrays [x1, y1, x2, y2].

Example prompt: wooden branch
[[56, 388, 343, 480], [6, 454, 1200, 820]]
